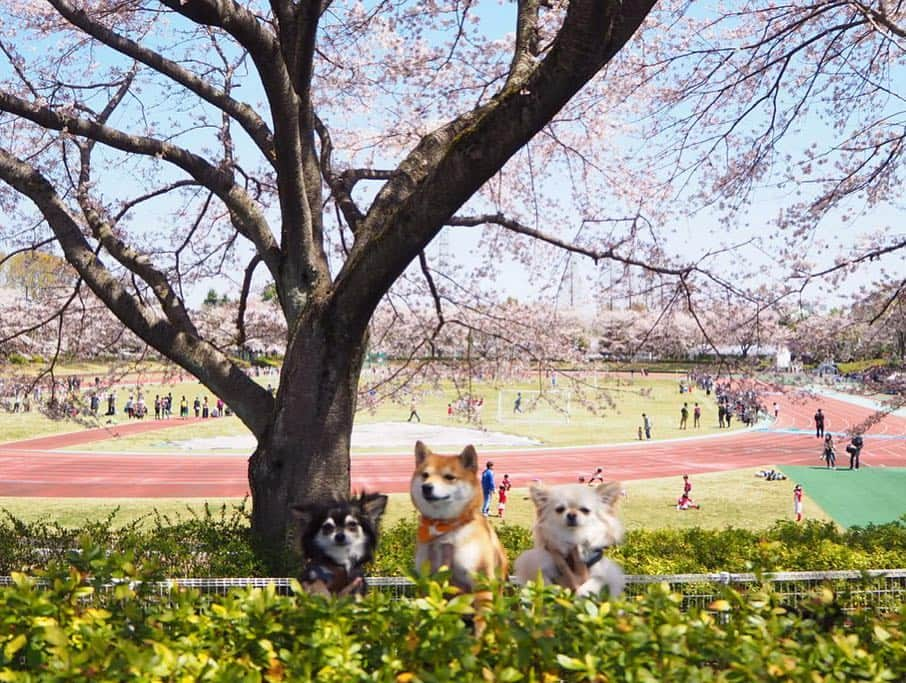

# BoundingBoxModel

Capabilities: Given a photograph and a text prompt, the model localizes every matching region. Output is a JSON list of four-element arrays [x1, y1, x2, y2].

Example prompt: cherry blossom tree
[[851, 278, 906, 361], [633, 1, 906, 280], [0, 0, 662, 558], [2, 0, 903, 560]]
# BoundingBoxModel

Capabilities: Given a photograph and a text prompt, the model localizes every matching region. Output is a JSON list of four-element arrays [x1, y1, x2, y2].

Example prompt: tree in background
[[0, 251, 73, 302], [1, 0, 904, 561], [852, 280, 906, 362]]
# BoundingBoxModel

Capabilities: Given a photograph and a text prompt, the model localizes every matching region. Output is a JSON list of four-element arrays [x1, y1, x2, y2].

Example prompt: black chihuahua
[[291, 492, 388, 596]]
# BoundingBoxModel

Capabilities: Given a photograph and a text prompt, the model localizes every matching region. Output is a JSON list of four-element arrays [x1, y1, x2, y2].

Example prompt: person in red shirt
[[682, 474, 692, 496], [497, 474, 512, 518], [676, 492, 700, 510], [793, 484, 804, 522]]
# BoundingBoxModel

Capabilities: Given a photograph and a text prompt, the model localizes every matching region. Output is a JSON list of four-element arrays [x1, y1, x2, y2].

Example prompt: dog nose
[[334, 532, 346, 544], [421, 483, 434, 497], [566, 512, 578, 526]]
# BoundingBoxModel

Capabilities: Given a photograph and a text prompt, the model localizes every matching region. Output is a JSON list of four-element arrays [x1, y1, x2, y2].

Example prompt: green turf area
[[0, 467, 833, 531], [780, 465, 906, 528]]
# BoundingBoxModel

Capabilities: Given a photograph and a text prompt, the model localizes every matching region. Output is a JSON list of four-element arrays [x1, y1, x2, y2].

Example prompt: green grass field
[[0, 467, 832, 531], [1, 368, 739, 452], [0, 361, 843, 535]]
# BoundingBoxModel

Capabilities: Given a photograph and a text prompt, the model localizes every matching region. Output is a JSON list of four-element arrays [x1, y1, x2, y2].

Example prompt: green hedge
[[375, 518, 906, 576], [0, 506, 269, 579], [3, 507, 906, 578], [0, 546, 904, 681]]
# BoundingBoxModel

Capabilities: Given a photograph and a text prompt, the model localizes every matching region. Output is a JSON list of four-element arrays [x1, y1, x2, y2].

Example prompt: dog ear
[[458, 445, 478, 472], [360, 493, 388, 524], [291, 504, 315, 535], [415, 440, 430, 466], [594, 482, 623, 509], [529, 484, 549, 509]]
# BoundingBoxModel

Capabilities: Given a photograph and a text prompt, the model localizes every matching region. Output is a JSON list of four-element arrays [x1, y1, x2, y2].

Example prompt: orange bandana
[[417, 513, 473, 543]]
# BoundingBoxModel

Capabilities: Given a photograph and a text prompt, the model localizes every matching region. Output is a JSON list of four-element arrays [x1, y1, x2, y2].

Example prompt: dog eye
[[346, 521, 359, 531], [421, 472, 430, 480], [579, 507, 591, 515], [320, 524, 335, 535], [443, 474, 456, 482], [555, 505, 566, 514]]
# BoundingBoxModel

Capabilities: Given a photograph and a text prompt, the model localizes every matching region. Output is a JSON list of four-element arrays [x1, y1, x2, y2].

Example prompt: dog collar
[[546, 544, 606, 570], [417, 513, 473, 543], [585, 548, 604, 568], [302, 561, 364, 594]]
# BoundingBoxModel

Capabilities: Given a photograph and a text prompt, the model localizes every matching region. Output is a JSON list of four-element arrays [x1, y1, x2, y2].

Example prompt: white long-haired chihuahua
[[514, 482, 625, 597]]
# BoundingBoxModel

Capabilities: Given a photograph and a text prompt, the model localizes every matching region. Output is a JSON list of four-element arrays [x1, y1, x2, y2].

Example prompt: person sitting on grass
[[676, 492, 701, 510]]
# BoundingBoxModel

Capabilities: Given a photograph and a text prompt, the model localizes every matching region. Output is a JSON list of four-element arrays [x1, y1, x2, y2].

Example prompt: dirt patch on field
[[174, 421, 540, 451]]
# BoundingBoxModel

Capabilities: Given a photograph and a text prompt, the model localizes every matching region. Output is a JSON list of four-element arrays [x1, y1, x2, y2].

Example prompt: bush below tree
[[2, 506, 905, 579], [0, 544, 903, 681]]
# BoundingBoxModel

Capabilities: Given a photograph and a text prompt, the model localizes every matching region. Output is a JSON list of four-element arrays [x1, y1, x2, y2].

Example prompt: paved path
[[0, 388, 903, 497]]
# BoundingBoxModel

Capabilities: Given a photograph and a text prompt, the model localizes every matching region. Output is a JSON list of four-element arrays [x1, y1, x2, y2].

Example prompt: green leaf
[[3, 634, 26, 659], [556, 654, 586, 671]]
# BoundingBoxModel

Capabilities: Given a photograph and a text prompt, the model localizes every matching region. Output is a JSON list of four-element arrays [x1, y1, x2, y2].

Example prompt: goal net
[[497, 389, 572, 424]]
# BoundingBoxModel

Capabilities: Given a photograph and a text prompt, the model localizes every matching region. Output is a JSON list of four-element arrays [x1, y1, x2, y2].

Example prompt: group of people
[[480, 462, 512, 518], [635, 389, 766, 440], [819, 432, 864, 470], [814, 408, 865, 470], [447, 396, 485, 421], [678, 402, 703, 430], [714, 384, 764, 428]]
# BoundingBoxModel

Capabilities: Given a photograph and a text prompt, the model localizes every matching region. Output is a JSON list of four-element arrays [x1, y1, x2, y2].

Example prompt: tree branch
[[46, 0, 276, 163], [868, 278, 906, 326], [447, 212, 697, 276], [0, 90, 283, 285], [0, 148, 274, 438], [795, 237, 906, 281], [314, 114, 364, 231], [418, 250, 445, 356], [237, 254, 263, 349], [507, 0, 544, 87]]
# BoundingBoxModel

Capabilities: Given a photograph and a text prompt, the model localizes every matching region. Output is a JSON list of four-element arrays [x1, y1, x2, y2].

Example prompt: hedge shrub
[[3, 506, 906, 578], [0, 544, 904, 681]]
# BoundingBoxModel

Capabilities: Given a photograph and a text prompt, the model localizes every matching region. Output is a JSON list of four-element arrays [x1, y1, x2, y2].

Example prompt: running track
[[0, 388, 903, 497]]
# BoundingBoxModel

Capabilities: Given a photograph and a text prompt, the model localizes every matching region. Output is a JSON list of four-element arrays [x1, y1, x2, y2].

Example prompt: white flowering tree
[[1, 0, 903, 560], [0, 0, 663, 558]]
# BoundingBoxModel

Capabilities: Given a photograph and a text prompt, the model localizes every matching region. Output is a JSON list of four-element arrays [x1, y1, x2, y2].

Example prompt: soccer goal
[[497, 389, 572, 424]]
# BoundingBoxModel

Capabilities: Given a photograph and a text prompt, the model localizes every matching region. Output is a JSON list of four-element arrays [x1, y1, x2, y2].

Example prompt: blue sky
[[0, 0, 902, 317]]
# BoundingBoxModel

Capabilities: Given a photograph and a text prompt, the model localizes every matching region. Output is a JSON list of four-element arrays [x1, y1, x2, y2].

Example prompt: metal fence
[[4, 569, 904, 612], [622, 569, 906, 612]]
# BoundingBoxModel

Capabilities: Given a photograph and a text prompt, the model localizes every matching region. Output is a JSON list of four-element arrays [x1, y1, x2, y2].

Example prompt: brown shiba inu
[[514, 482, 624, 597], [410, 440, 508, 592]]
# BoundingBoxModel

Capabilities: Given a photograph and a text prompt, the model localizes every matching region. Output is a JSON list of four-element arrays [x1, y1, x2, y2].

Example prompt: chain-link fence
[[5, 569, 904, 611]]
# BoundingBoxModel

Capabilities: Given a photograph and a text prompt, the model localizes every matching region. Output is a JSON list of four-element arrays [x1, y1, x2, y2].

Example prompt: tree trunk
[[247, 301, 367, 570]]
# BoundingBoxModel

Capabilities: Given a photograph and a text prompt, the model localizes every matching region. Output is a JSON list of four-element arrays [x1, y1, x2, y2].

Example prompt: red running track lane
[[0, 390, 903, 498]]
